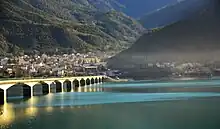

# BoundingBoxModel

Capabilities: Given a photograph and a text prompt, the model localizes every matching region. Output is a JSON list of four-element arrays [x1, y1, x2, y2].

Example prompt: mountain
[[107, 0, 220, 78], [139, 0, 210, 28], [115, 0, 178, 18], [0, 0, 144, 55]]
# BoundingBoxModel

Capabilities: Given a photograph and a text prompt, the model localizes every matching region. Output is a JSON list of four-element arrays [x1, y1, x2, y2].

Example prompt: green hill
[[0, 0, 144, 55]]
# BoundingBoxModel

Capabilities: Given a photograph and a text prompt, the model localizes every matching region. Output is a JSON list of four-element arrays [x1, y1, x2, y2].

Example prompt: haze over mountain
[[139, 0, 209, 28], [0, 0, 144, 55], [115, 0, 178, 18], [108, 0, 220, 78]]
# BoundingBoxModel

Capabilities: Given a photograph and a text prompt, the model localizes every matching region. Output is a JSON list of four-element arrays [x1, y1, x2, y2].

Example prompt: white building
[[1, 58, 8, 65]]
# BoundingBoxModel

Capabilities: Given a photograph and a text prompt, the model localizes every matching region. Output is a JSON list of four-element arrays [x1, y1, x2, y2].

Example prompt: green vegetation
[[0, 0, 144, 55], [151, 27, 164, 33]]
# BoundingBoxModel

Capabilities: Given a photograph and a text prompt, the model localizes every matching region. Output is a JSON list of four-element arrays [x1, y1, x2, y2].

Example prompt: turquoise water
[[1, 80, 220, 129]]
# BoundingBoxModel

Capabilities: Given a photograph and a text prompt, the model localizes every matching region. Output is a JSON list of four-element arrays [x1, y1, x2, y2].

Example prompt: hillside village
[[0, 52, 119, 79]]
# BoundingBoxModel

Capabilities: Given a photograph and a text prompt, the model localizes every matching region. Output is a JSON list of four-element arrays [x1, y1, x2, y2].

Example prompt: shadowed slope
[[108, 0, 220, 78], [139, 0, 209, 28]]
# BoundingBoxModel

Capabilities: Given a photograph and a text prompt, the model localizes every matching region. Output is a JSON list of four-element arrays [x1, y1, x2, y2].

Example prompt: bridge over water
[[0, 75, 106, 105]]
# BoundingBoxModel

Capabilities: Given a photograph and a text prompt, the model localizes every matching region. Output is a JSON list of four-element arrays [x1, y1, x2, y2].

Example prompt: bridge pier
[[61, 82, 64, 93], [4, 90, 7, 104], [71, 82, 74, 92], [48, 85, 51, 93], [30, 86, 33, 97]]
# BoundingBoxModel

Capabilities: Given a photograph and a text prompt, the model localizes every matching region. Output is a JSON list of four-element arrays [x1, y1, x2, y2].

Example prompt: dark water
[[1, 80, 220, 129]]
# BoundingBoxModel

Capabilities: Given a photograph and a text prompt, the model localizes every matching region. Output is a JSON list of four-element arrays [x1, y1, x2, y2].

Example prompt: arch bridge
[[0, 75, 106, 105]]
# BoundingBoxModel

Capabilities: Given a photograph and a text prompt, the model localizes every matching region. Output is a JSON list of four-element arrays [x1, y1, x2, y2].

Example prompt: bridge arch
[[33, 81, 49, 96], [86, 78, 91, 85], [6, 83, 31, 100], [0, 89, 4, 105], [91, 78, 95, 84], [95, 78, 98, 83], [50, 82, 56, 93], [54, 80, 62, 93], [63, 80, 72, 92], [73, 79, 80, 89], [80, 79, 86, 87], [98, 78, 101, 83]]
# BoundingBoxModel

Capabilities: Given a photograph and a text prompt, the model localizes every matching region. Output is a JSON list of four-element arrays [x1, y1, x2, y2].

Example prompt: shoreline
[[107, 76, 220, 83], [104, 77, 130, 82]]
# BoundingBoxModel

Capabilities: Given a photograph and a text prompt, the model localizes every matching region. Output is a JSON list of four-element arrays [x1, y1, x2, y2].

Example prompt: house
[[84, 66, 98, 75], [0, 58, 8, 65], [6, 68, 13, 75], [52, 67, 65, 77], [57, 70, 65, 77]]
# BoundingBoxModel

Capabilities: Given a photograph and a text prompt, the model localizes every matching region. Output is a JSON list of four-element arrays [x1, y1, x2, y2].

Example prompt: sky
[[116, 0, 178, 18]]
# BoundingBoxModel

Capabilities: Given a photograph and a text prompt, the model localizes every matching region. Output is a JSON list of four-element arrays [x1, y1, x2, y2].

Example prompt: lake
[[1, 80, 220, 129]]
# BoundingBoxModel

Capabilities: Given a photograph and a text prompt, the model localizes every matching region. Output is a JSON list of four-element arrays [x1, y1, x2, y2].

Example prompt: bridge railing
[[0, 75, 106, 85]]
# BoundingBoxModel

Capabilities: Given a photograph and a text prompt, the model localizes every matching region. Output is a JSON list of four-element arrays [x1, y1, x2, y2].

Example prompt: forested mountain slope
[[0, 0, 144, 55]]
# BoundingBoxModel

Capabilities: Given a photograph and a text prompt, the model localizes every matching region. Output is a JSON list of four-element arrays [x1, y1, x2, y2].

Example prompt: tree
[[14, 68, 23, 78]]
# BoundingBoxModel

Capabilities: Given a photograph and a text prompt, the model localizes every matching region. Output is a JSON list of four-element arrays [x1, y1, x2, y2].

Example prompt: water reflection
[[25, 97, 39, 117], [105, 86, 220, 93], [0, 97, 41, 126], [60, 93, 64, 109], [25, 106, 38, 117], [0, 103, 15, 126], [0, 85, 105, 127], [89, 87, 93, 92], [47, 93, 53, 103], [84, 85, 103, 93], [45, 93, 54, 112], [28, 96, 39, 106], [74, 85, 103, 93], [45, 106, 53, 112], [78, 87, 82, 92], [84, 86, 88, 92], [1, 81, 220, 129]]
